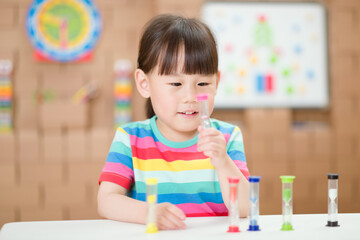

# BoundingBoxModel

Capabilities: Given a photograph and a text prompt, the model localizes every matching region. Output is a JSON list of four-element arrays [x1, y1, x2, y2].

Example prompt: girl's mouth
[[178, 111, 198, 117]]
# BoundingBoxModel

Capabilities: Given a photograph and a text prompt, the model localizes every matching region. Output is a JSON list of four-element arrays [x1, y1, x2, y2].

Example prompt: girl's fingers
[[166, 205, 186, 229], [168, 204, 186, 220], [157, 203, 186, 230], [163, 213, 186, 229], [158, 214, 185, 230], [158, 216, 174, 230], [199, 141, 223, 152], [199, 130, 219, 138], [198, 126, 220, 136]]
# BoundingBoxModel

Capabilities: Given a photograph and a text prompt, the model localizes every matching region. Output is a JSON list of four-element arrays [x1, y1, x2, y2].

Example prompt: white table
[[1, 214, 359, 240]]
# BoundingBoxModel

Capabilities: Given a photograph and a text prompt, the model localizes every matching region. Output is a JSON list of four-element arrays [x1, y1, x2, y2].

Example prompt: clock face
[[26, 0, 101, 62]]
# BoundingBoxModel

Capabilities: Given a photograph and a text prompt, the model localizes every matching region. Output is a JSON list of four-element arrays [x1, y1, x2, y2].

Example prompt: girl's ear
[[215, 71, 221, 90], [135, 69, 150, 98]]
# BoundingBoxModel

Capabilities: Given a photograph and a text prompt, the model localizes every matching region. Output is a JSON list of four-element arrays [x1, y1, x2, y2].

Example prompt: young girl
[[98, 14, 250, 230]]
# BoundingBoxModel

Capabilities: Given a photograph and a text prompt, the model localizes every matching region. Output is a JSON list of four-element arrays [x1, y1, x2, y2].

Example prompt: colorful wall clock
[[26, 0, 102, 62]]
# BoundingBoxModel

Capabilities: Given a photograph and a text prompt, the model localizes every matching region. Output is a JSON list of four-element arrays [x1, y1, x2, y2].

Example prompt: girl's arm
[[197, 126, 250, 217], [97, 181, 186, 229], [97, 181, 147, 224]]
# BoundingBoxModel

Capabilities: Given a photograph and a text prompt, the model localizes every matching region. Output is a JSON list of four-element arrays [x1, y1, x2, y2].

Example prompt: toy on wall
[[33, 89, 56, 104], [26, 0, 102, 62], [0, 60, 13, 133], [72, 82, 97, 104], [114, 60, 132, 128]]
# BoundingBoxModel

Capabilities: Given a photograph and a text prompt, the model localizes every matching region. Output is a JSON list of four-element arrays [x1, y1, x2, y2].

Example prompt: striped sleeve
[[227, 126, 250, 180], [98, 127, 134, 190]]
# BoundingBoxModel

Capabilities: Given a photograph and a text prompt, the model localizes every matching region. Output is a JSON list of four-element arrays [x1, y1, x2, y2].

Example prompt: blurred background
[[0, 0, 359, 227]]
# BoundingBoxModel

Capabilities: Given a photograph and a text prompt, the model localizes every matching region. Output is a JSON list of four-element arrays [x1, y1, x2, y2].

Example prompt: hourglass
[[145, 178, 158, 233], [227, 177, 241, 232], [280, 176, 295, 231], [196, 93, 211, 128], [248, 176, 261, 231], [326, 174, 339, 227]]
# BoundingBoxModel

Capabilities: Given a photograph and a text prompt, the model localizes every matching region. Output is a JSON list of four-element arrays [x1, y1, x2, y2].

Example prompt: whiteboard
[[201, 2, 329, 108]]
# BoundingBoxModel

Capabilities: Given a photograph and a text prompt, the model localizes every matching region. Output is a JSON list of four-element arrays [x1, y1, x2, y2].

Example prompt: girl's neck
[[155, 118, 198, 142]]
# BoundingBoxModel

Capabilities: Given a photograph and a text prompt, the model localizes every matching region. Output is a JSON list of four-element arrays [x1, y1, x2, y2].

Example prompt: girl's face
[[147, 63, 219, 142]]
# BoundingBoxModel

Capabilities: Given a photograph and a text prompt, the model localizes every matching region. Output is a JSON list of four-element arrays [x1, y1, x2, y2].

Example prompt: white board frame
[[201, 2, 329, 108]]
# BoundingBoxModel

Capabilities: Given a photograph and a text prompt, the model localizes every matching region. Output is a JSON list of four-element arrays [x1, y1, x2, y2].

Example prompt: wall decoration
[[202, 2, 328, 108], [114, 60, 132, 128], [33, 89, 57, 104], [26, 0, 102, 62], [0, 60, 13, 133], [72, 82, 97, 104]]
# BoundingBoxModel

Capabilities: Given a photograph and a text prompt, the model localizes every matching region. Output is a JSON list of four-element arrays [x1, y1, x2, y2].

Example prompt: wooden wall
[[0, 0, 359, 227]]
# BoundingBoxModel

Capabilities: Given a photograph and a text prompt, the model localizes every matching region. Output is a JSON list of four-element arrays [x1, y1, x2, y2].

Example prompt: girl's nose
[[183, 86, 197, 103]]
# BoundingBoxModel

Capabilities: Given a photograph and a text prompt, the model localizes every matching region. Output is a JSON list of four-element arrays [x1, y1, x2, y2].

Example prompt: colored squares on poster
[[306, 69, 315, 80], [250, 55, 258, 64], [298, 84, 306, 94], [270, 54, 277, 64], [292, 23, 301, 33], [238, 68, 247, 77], [237, 85, 245, 94], [286, 85, 294, 95], [282, 68, 291, 77], [311, 33, 319, 42], [256, 73, 274, 94], [256, 75, 264, 92], [294, 44, 303, 55], [292, 63, 300, 72], [225, 43, 234, 53], [232, 14, 242, 24], [254, 14, 272, 47], [258, 14, 266, 23], [227, 63, 237, 72], [266, 74, 274, 92], [305, 12, 315, 22], [224, 84, 235, 94]]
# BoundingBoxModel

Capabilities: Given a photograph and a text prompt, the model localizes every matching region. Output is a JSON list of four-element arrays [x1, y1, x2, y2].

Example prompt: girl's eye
[[198, 82, 209, 86], [170, 82, 182, 86]]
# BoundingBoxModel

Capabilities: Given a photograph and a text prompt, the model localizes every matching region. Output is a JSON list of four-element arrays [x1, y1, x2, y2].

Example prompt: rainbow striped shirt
[[99, 116, 249, 217]]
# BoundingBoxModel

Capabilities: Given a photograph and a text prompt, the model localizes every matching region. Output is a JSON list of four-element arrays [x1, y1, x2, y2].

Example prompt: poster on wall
[[202, 2, 328, 108], [26, 0, 102, 62]]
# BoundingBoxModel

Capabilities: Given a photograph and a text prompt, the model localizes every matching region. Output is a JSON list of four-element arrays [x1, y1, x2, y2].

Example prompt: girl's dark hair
[[137, 14, 218, 118]]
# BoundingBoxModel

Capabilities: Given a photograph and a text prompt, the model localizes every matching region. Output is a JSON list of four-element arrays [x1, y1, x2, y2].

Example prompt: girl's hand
[[156, 202, 186, 230], [197, 126, 230, 169]]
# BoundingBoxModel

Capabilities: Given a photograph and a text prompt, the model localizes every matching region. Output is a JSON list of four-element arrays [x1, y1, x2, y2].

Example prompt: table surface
[[1, 213, 359, 240]]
